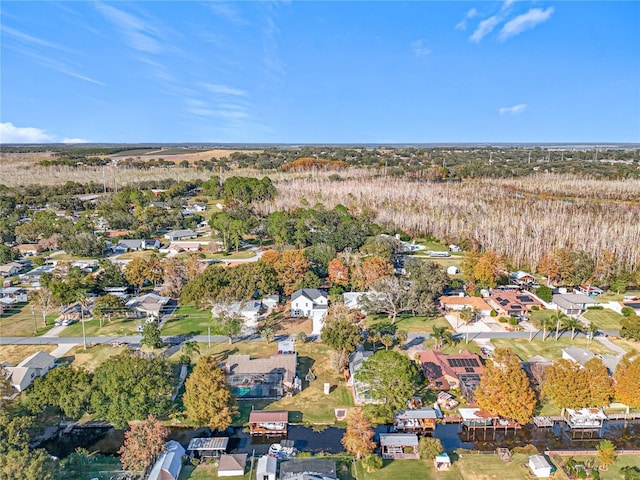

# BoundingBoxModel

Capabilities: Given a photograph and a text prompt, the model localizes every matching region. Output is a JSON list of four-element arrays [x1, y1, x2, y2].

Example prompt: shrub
[[362, 454, 383, 473], [621, 306, 635, 317], [490, 310, 497, 317], [508, 317, 519, 326], [587, 305, 604, 310], [530, 305, 540, 311], [536, 285, 553, 302], [498, 317, 507, 323], [621, 466, 640, 480], [512, 444, 538, 454], [418, 437, 443, 460]]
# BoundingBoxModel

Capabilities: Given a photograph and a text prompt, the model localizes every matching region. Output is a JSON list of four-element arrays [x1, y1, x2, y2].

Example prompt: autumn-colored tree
[[543, 359, 592, 408], [118, 415, 168, 472], [351, 255, 393, 290], [613, 352, 640, 407], [584, 358, 613, 407], [183, 356, 235, 430], [475, 348, 536, 424], [274, 249, 310, 295], [472, 250, 504, 287], [124, 257, 149, 293], [160, 257, 189, 297], [341, 408, 375, 459], [328, 258, 349, 286], [596, 440, 617, 468], [537, 251, 560, 284], [261, 249, 281, 267]]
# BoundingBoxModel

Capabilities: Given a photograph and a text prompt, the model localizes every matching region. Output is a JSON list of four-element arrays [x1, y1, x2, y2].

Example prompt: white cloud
[[62, 138, 89, 144], [499, 7, 554, 41], [95, 2, 162, 53], [1, 25, 72, 52], [470, 15, 501, 42], [209, 3, 247, 26], [203, 83, 247, 97], [411, 39, 431, 57], [455, 8, 479, 31], [0, 122, 55, 143], [499, 104, 527, 115]]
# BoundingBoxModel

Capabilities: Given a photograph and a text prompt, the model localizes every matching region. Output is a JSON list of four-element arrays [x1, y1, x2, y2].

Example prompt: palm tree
[[539, 316, 555, 341], [182, 340, 200, 361], [562, 316, 583, 341], [550, 312, 569, 341], [431, 326, 447, 349], [458, 307, 473, 329], [260, 327, 275, 344], [442, 331, 456, 347], [586, 323, 599, 347]]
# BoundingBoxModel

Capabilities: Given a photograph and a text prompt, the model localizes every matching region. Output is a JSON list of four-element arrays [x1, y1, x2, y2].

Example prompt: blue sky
[[1, 1, 639, 143]]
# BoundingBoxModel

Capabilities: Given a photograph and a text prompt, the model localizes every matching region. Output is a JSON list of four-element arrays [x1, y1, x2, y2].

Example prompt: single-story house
[[379, 433, 419, 460], [0, 287, 28, 303], [165, 242, 200, 253], [576, 285, 604, 297], [0, 262, 23, 277], [417, 350, 484, 401], [225, 354, 299, 399], [511, 270, 537, 286], [5, 351, 56, 392], [248, 410, 289, 436], [256, 455, 277, 480], [280, 458, 337, 480], [553, 293, 600, 315], [15, 244, 43, 256], [110, 238, 160, 254], [211, 300, 265, 324], [147, 440, 185, 480], [439, 296, 492, 317], [561, 346, 619, 375], [291, 288, 328, 334], [164, 229, 196, 241], [261, 294, 280, 310], [125, 293, 171, 318], [347, 349, 379, 405], [342, 292, 371, 312], [487, 291, 542, 317], [528, 455, 553, 478], [186, 437, 229, 459], [218, 454, 247, 477], [19, 265, 55, 283]]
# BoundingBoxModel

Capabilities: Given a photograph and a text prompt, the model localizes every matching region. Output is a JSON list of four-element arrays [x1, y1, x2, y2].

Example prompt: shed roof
[[147, 440, 185, 480], [379, 433, 419, 447], [218, 453, 247, 472], [187, 437, 229, 451], [249, 410, 289, 423], [395, 408, 438, 420], [529, 455, 552, 469], [257, 455, 278, 475]]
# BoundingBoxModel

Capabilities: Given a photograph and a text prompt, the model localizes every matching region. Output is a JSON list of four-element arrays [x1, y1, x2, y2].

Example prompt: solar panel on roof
[[625, 303, 640, 309], [500, 300, 509, 306], [517, 296, 534, 303]]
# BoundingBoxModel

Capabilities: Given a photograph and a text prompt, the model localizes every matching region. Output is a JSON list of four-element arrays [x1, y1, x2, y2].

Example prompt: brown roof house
[[218, 454, 247, 477], [417, 350, 484, 402], [225, 354, 299, 399], [486, 291, 542, 317]]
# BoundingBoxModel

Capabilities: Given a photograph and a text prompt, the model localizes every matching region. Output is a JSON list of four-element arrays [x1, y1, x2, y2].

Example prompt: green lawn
[[365, 314, 452, 334], [161, 304, 212, 336], [595, 290, 640, 303], [550, 454, 640, 480], [0, 303, 57, 337], [453, 453, 550, 480], [491, 336, 612, 362], [69, 344, 127, 371], [583, 308, 624, 331], [178, 463, 251, 480], [63, 316, 140, 337], [54, 456, 122, 480]]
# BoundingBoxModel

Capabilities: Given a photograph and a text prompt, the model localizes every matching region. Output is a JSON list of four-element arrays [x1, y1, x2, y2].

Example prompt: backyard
[[583, 308, 624, 331], [0, 303, 57, 337], [0, 344, 57, 365], [491, 336, 613, 362], [550, 453, 640, 480], [366, 313, 452, 334]]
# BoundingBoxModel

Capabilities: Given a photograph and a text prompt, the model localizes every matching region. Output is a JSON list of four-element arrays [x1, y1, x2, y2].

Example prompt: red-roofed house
[[486, 291, 542, 317], [439, 296, 493, 316], [417, 350, 484, 402]]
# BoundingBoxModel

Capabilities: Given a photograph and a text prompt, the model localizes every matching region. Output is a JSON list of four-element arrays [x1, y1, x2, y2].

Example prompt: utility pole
[[208, 326, 211, 349], [31, 305, 37, 335]]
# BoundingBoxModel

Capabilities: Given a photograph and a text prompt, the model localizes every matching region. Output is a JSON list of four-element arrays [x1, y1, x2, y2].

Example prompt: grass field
[[365, 313, 452, 333], [583, 308, 624, 331], [63, 316, 140, 337], [491, 336, 612, 361], [550, 454, 640, 480], [161, 304, 212, 336], [595, 290, 640, 303], [0, 303, 57, 337], [69, 344, 127, 371], [178, 463, 252, 480], [0, 344, 57, 365]]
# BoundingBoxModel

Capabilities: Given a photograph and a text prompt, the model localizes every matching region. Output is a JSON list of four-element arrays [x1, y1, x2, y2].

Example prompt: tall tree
[[351, 255, 393, 290], [91, 353, 173, 428], [613, 352, 640, 408], [118, 415, 169, 472], [211, 308, 243, 344], [124, 257, 149, 294], [93, 294, 127, 326], [550, 311, 569, 341], [141, 322, 163, 349], [183, 356, 235, 430], [25, 364, 93, 419], [584, 358, 613, 407], [328, 258, 349, 286], [355, 350, 420, 413], [341, 408, 375, 460], [406, 261, 449, 314], [33, 287, 58, 327], [596, 440, 617, 469], [160, 257, 189, 297], [0, 413, 55, 480], [274, 249, 310, 295], [361, 276, 410, 323], [475, 348, 536, 424], [562, 316, 583, 340], [543, 359, 592, 408], [472, 250, 504, 287], [321, 305, 363, 372]]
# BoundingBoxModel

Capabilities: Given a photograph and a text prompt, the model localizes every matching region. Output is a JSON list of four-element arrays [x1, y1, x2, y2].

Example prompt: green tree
[[539, 316, 555, 341], [418, 437, 444, 460], [118, 415, 169, 472], [562, 316, 583, 340], [355, 350, 420, 414], [551, 311, 569, 341], [361, 454, 383, 473], [431, 326, 447, 349], [341, 407, 375, 460], [0, 244, 19, 264], [180, 340, 200, 364], [536, 285, 553, 302], [141, 321, 163, 349], [25, 364, 93, 418], [475, 348, 537, 424], [621, 315, 640, 340], [259, 326, 275, 344], [183, 356, 235, 430], [211, 310, 243, 344], [91, 353, 173, 428], [321, 305, 363, 372], [61, 232, 104, 257], [406, 261, 450, 314], [93, 294, 127, 326]]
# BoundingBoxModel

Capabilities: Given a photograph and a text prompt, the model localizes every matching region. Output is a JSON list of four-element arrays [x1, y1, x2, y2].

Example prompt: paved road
[[1, 329, 620, 346]]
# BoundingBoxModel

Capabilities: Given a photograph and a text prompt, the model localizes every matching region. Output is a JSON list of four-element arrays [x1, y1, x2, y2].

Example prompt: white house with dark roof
[[164, 229, 197, 241], [291, 288, 328, 334], [110, 238, 160, 254], [0, 262, 23, 277], [5, 351, 56, 393]]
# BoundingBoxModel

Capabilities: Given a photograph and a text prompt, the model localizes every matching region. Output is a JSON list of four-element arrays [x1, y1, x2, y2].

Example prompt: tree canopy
[[543, 358, 612, 408], [475, 348, 536, 424], [118, 415, 169, 472], [25, 364, 93, 419], [613, 353, 640, 408]]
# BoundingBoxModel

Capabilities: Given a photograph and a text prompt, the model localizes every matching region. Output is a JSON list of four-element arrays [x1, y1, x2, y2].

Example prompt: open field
[[178, 463, 251, 480], [63, 316, 140, 337], [0, 344, 57, 365], [490, 336, 612, 361], [583, 308, 624, 330], [69, 344, 127, 371], [366, 313, 452, 333], [0, 303, 57, 337]]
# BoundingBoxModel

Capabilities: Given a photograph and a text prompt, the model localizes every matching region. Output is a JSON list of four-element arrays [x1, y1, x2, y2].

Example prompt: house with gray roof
[[562, 346, 619, 375], [164, 229, 197, 241], [553, 293, 600, 315], [125, 292, 172, 318], [111, 238, 160, 254], [225, 354, 299, 399], [5, 351, 56, 393], [280, 459, 337, 480], [291, 288, 328, 334]]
